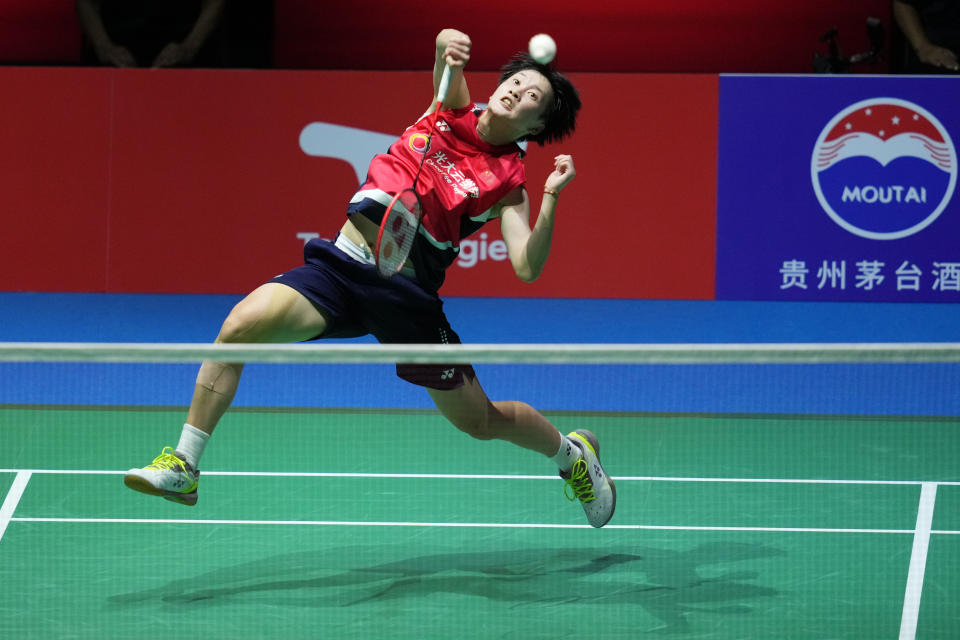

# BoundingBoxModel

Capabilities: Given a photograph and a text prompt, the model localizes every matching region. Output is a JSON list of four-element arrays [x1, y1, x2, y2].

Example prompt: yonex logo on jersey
[[811, 98, 957, 240], [436, 119, 450, 132]]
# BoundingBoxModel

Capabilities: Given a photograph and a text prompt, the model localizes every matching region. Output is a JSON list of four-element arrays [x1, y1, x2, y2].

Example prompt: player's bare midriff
[[340, 214, 420, 271], [340, 215, 377, 254]]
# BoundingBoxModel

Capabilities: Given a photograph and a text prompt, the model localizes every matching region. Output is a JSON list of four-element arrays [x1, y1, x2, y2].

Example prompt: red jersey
[[347, 104, 526, 292]]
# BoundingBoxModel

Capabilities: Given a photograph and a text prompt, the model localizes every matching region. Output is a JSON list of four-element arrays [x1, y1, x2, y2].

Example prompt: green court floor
[[1, 406, 958, 638]]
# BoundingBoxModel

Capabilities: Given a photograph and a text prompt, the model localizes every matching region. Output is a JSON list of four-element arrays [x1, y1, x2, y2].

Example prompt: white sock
[[176, 423, 210, 468], [550, 435, 581, 473]]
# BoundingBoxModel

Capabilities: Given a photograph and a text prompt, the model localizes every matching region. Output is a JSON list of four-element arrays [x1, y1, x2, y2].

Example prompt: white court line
[[0, 468, 952, 485], [3, 469, 952, 636], [4, 516, 927, 534], [899, 482, 938, 640], [0, 471, 32, 543]]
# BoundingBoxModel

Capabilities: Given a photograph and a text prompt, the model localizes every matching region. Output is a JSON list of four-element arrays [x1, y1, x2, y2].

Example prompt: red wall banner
[[0, 67, 717, 299]]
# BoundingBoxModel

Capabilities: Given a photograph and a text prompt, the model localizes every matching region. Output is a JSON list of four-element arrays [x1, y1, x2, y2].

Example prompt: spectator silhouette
[[75, 0, 227, 68]]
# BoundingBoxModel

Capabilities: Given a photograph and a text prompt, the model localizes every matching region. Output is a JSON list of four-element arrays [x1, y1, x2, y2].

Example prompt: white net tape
[[1, 342, 960, 364]]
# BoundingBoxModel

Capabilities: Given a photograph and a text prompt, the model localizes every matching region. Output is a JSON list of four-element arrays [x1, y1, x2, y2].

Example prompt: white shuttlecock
[[528, 33, 557, 64]]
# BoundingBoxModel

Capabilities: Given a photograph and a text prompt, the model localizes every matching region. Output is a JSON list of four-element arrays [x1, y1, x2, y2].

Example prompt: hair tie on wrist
[[543, 187, 558, 197]]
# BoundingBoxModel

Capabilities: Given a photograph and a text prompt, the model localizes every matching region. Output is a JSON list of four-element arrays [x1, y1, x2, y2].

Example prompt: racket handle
[[436, 64, 452, 110]]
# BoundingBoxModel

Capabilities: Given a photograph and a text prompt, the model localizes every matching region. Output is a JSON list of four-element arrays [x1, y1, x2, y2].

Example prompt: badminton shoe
[[124, 447, 200, 506], [561, 429, 616, 528]]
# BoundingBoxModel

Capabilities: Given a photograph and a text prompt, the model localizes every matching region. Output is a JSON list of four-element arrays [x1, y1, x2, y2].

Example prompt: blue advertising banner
[[717, 76, 960, 302]]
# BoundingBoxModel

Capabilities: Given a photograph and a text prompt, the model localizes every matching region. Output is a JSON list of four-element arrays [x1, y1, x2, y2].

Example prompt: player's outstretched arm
[[499, 154, 576, 283], [427, 28, 472, 116]]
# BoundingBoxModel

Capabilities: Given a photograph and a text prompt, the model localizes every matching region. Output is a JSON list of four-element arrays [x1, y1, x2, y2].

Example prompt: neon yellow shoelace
[[146, 446, 188, 472], [563, 458, 596, 504]]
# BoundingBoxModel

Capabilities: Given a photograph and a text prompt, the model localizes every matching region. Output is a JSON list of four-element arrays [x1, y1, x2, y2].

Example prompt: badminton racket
[[375, 65, 452, 277]]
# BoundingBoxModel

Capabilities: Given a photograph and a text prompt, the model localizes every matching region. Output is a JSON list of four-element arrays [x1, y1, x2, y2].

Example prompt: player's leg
[[187, 282, 329, 434], [125, 283, 327, 505], [427, 376, 616, 527], [428, 375, 560, 455]]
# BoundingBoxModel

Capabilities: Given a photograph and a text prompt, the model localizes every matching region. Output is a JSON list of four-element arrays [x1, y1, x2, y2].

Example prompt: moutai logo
[[811, 98, 957, 240]]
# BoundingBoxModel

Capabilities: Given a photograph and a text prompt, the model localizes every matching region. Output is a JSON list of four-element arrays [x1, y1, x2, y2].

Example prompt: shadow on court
[[109, 541, 784, 632]]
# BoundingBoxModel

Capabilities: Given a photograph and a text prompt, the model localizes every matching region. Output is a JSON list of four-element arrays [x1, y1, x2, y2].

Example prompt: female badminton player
[[124, 28, 615, 528]]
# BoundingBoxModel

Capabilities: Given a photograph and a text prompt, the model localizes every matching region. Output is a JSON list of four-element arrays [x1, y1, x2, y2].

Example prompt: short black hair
[[498, 53, 581, 146]]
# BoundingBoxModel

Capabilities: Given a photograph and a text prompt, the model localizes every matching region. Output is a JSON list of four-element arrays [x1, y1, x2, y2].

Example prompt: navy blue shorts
[[270, 237, 476, 390]]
